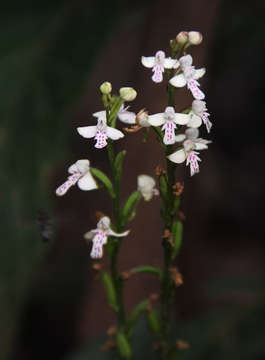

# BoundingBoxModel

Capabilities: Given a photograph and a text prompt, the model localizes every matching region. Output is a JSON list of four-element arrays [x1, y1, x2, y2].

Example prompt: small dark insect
[[36, 210, 54, 242]]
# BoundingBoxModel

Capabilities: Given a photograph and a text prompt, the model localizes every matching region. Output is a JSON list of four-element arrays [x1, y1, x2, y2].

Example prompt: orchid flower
[[168, 128, 211, 176], [189, 100, 212, 133], [148, 106, 189, 145], [137, 175, 159, 201], [56, 159, 97, 196], [141, 50, 179, 83], [84, 216, 129, 259], [117, 104, 136, 124], [174, 100, 212, 132], [77, 111, 124, 149], [169, 55, 206, 100]]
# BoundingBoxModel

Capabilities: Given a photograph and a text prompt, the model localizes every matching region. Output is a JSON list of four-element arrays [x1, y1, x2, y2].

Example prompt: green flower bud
[[100, 81, 112, 94], [119, 87, 137, 102], [188, 31, 203, 45], [176, 31, 188, 44]]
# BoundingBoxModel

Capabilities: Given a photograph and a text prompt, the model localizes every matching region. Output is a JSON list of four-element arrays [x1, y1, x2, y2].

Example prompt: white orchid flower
[[84, 216, 129, 259], [141, 50, 179, 83], [168, 128, 211, 176], [169, 55, 206, 100], [137, 175, 159, 201], [174, 100, 212, 132], [148, 106, 189, 145], [77, 111, 124, 149], [56, 159, 97, 196], [189, 100, 212, 132]]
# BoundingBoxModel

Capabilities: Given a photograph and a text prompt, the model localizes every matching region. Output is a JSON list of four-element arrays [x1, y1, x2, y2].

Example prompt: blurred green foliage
[[0, 1, 151, 358]]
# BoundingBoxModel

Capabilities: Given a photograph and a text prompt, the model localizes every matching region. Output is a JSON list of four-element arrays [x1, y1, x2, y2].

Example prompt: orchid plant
[[55, 30, 212, 360]]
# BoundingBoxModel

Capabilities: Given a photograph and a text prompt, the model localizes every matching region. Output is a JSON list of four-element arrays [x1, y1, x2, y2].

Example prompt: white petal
[[118, 110, 136, 124], [185, 128, 199, 140], [174, 113, 190, 125], [68, 163, 78, 174], [84, 230, 97, 240], [167, 149, 186, 163], [77, 126, 97, 138], [195, 142, 208, 150], [141, 56, 156, 68], [187, 114, 202, 128], [93, 110, 107, 119], [169, 74, 187, 88], [108, 229, 130, 237], [148, 113, 165, 126], [106, 126, 124, 140], [179, 54, 193, 68], [78, 172, 98, 191], [164, 58, 179, 69], [194, 68, 206, 80], [75, 159, 90, 174], [175, 134, 186, 142]]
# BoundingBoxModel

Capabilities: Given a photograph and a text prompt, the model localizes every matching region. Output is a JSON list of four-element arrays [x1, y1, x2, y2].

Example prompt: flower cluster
[[141, 31, 212, 176]]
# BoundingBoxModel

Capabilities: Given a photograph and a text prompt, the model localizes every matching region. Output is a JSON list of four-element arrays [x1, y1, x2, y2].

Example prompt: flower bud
[[100, 81, 112, 94], [119, 87, 137, 101], [176, 31, 188, 44], [188, 31, 203, 45]]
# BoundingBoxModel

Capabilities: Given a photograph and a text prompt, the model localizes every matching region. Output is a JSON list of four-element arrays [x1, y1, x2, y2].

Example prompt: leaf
[[90, 168, 115, 199], [101, 272, 118, 312], [131, 265, 162, 278], [116, 331, 132, 359], [126, 299, 149, 336], [171, 220, 183, 259], [114, 150, 126, 183], [147, 308, 161, 336], [121, 191, 141, 227]]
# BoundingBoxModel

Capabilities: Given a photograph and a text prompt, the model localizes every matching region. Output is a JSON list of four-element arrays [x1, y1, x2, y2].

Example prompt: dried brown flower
[[169, 267, 183, 287]]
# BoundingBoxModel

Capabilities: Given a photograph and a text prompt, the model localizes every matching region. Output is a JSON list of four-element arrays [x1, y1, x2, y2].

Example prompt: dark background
[[0, 0, 264, 359]]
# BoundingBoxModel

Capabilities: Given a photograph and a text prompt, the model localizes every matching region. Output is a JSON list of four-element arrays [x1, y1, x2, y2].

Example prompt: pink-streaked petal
[[169, 74, 187, 88], [164, 58, 179, 69], [90, 232, 108, 259], [167, 149, 186, 164], [187, 80, 205, 100], [186, 152, 201, 176], [162, 122, 176, 145], [201, 112, 212, 133], [194, 68, 206, 80], [77, 126, 97, 138], [187, 113, 202, 128], [174, 113, 190, 125], [68, 163, 79, 174], [141, 56, 156, 68], [78, 173, 98, 191], [152, 64, 164, 83], [55, 173, 80, 196], [95, 130, 108, 148], [106, 127, 124, 140], [148, 113, 165, 126]]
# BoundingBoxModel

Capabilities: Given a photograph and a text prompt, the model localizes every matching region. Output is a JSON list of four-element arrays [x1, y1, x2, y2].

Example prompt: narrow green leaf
[[101, 272, 119, 312], [131, 265, 162, 277], [147, 308, 161, 336], [126, 299, 149, 336], [171, 220, 183, 259], [116, 331, 132, 359], [90, 167, 115, 199], [121, 191, 141, 226], [114, 150, 126, 183]]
